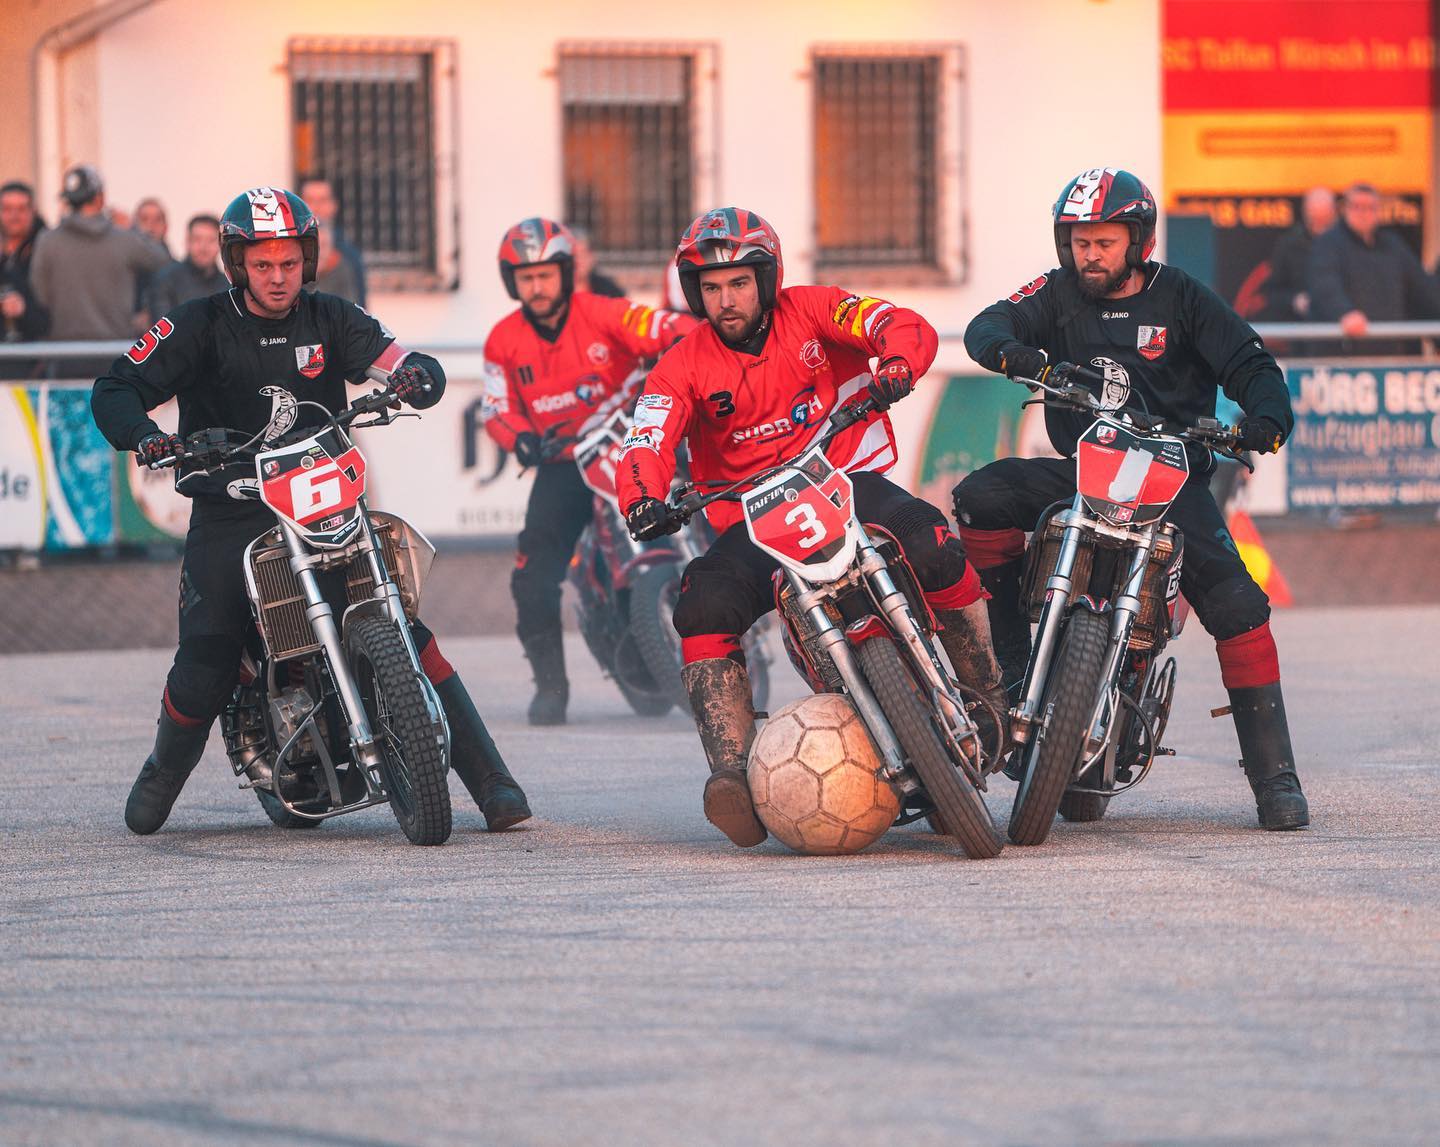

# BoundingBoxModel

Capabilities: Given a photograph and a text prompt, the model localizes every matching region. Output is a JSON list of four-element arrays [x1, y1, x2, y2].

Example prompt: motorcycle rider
[[616, 207, 1007, 848], [92, 187, 530, 835], [481, 217, 697, 725], [954, 167, 1308, 830]]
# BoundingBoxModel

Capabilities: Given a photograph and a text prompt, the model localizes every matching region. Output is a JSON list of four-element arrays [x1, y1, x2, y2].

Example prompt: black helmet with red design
[[675, 207, 783, 316], [219, 187, 320, 290], [498, 217, 576, 300], [1052, 168, 1157, 271]]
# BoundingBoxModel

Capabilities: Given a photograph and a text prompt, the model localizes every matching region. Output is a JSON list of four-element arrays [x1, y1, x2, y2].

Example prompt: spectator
[[143, 214, 226, 321], [307, 222, 365, 304], [567, 223, 625, 297], [29, 164, 172, 374], [298, 177, 366, 306], [1264, 187, 1335, 321], [1308, 182, 1440, 355], [131, 196, 175, 317], [0, 180, 51, 346]]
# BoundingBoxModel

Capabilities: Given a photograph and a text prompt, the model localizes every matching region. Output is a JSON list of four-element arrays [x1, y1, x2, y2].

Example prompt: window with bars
[[813, 48, 962, 275], [290, 40, 457, 289], [559, 45, 716, 267]]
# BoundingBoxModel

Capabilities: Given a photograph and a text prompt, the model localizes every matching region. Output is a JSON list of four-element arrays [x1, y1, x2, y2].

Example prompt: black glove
[[136, 430, 183, 469], [1237, 416, 1285, 454], [626, 497, 680, 542], [999, 345, 1050, 385], [868, 356, 914, 409], [390, 363, 433, 406], [513, 432, 544, 468]]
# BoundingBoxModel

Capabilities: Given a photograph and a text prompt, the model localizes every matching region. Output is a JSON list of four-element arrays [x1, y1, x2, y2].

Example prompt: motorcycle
[[565, 405, 771, 716], [665, 398, 1005, 859], [152, 385, 452, 845], [1005, 364, 1253, 846]]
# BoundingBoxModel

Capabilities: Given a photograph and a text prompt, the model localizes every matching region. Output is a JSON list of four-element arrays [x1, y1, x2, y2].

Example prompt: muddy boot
[[436, 674, 532, 831], [978, 557, 1032, 704], [681, 658, 766, 848], [935, 598, 1011, 769], [1230, 681, 1309, 830], [521, 630, 568, 726], [125, 709, 212, 835]]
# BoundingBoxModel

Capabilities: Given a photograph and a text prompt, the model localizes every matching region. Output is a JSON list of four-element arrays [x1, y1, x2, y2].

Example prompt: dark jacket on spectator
[[1308, 220, 1440, 354], [144, 259, 228, 323], [1, 219, 51, 341], [1262, 223, 1314, 321], [30, 213, 172, 340], [308, 250, 365, 305]]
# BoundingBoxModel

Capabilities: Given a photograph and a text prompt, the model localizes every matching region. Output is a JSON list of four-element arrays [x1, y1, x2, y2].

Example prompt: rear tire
[[628, 563, 689, 712], [1009, 609, 1110, 845], [350, 616, 452, 845], [856, 638, 1002, 859]]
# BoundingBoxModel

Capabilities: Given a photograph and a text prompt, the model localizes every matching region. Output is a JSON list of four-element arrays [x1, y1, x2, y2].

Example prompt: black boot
[[435, 674, 532, 831], [521, 630, 568, 726], [681, 658, 766, 848], [978, 557, 1032, 704], [1230, 681, 1309, 831], [933, 599, 1010, 767], [125, 709, 212, 835]]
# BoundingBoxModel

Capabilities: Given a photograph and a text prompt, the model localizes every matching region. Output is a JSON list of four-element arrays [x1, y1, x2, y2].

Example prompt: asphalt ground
[[2, 606, 1437, 1146]]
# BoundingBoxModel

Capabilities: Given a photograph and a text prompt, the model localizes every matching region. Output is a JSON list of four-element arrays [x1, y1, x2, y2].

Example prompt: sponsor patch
[[1007, 274, 1048, 304], [799, 338, 827, 369], [831, 295, 861, 326], [1137, 325, 1167, 361], [622, 427, 663, 453], [295, 344, 325, 378], [636, 393, 673, 411], [587, 341, 610, 365], [634, 404, 669, 431], [1097, 425, 1118, 444]]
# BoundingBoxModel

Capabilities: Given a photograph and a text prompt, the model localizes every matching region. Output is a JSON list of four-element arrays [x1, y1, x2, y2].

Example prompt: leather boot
[[436, 674, 532, 831], [934, 599, 1011, 768], [125, 708, 212, 835], [521, 630, 568, 726], [681, 658, 766, 847], [1229, 681, 1309, 830], [978, 557, 1032, 703]]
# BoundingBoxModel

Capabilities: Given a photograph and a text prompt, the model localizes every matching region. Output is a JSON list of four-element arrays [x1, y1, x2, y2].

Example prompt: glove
[[1237, 416, 1285, 454], [513, 432, 544, 468], [390, 363, 433, 406], [136, 430, 183, 469], [868, 356, 914, 408], [626, 497, 679, 542], [999, 345, 1050, 385]]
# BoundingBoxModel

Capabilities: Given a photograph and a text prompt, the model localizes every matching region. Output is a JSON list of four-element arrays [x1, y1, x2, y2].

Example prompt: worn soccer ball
[[747, 693, 900, 855]]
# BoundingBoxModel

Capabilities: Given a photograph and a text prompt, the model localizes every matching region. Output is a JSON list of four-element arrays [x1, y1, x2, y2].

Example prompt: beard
[[1077, 263, 1132, 299], [522, 294, 566, 323], [712, 307, 767, 348]]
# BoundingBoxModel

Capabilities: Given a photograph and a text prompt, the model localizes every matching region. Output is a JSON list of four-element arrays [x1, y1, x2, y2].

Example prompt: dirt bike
[[565, 406, 771, 716], [152, 385, 452, 845], [1005, 364, 1253, 846], [665, 398, 1005, 859]]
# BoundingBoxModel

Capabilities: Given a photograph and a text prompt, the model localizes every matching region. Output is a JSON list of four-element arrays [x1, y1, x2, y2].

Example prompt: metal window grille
[[290, 42, 449, 281], [814, 52, 943, 268], [559, 47, 701, 266]]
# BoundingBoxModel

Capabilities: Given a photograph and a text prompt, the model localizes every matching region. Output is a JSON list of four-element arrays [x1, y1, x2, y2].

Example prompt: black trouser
[[673, 471, 971, 659], [952, 456, 1270, 641], [511, 461, 593, 642], [164, 501, 439, 722]]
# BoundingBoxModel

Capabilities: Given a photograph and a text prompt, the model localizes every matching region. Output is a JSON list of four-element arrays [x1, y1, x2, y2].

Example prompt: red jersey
[[481, 291, 695, 460], [615, 285, 938, 532]]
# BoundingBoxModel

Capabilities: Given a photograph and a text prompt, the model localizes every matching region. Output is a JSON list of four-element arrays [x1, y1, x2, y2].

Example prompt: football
[[747, 693, 900, 855]]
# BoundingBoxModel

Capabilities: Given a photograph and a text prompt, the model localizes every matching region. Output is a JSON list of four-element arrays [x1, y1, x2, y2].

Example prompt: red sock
[[1216, 622, 1281, 690]]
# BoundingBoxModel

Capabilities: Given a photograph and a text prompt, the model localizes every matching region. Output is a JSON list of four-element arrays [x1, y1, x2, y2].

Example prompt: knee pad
[[671, 560, 762, 641], [166, 636, 246, 722], [1193, 574, 1271, 642], [870, 498, 968, 592], [951, 459, 1028, 529]]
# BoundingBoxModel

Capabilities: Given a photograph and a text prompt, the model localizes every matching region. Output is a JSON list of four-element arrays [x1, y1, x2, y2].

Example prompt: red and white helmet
[[498, 217, 576, 300], [675, 207, 783, 316], [219, 187, 320, 289], [1052, 168, 1157, 271]]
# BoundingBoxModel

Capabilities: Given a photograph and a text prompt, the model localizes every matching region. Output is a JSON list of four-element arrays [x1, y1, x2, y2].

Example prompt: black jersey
[[92, 288, 443, 502], [964, 262, 1293, 461]]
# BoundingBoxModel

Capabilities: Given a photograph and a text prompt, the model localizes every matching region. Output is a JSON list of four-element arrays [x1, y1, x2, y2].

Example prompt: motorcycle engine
[[221, 684, 274, 789]]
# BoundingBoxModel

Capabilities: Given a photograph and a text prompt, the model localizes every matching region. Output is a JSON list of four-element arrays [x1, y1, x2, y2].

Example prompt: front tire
[[350, 616, 452, 845], [256, 788, 324, 829], [856, 638, 1003, 859], [1009, 608, 1110, 845]]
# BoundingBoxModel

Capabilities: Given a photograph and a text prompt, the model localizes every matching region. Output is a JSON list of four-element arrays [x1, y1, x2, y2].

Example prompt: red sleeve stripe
[[370, 342, 409, 376]]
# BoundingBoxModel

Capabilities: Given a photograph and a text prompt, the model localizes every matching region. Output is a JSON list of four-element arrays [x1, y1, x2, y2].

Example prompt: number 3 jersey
[[615, 285, 939, 533], [91, 287, 442, 504]]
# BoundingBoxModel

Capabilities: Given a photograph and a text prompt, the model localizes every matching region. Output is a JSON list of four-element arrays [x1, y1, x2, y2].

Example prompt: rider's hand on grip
[[136, 430, 183, 469], [389, 363, 433, 406], [1000, 345, 1050, 386], [1237, 416, 1285, 454], [626, 497, 680, 542], [868, 356, 914, 409], [513, 432, 544, 468]]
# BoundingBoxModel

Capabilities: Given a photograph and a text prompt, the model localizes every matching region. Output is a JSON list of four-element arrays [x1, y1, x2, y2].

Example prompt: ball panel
[[796, 727, 846, 775]]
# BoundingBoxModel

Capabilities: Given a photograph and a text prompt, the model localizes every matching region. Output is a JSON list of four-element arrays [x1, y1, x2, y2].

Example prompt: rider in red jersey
[[481, 217, 696, 724], [615, 207, 1006, 848]]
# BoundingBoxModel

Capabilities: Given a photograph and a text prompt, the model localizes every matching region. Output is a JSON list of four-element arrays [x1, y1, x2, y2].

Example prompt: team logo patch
[[587, 341, 610, 365], [295, 344, 325, 378], [1137, 325, 1167, 361], [799, 338, 827, 369], [1097, 425, 1118, 444], [1007, 274, 1048, 304]]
